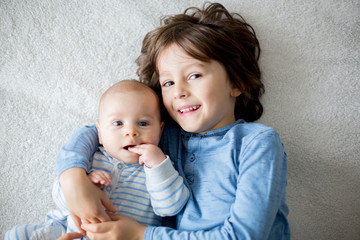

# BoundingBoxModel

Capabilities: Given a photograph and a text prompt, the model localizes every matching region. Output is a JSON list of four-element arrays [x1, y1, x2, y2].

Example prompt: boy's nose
[[174, 83, 189, 99]]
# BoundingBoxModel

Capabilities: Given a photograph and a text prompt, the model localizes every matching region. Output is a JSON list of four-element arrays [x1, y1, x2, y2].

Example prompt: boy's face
[[97, 90, 163, 163], [158, 44, 241, 134]]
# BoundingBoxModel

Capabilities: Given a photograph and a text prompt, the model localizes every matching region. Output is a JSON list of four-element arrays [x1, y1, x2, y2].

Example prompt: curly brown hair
[[136, 2, 264, 123]]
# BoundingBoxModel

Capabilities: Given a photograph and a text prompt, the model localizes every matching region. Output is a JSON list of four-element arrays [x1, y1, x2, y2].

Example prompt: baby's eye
[[112, 121, 123, 126], [162, 81, 174, 87], [188, 73, 201, 80], [138, 121, 149, 127]]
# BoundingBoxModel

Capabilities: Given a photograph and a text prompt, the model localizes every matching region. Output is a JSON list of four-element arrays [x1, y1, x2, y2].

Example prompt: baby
[[6, 80, 189, 240]]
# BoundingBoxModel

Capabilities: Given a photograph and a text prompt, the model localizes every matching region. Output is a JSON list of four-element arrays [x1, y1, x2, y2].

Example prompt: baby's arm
[[128, 144, 166, 168], [129, 144, 189, 217], [88, 170, 112, 188], [145, 157, 189, 217]]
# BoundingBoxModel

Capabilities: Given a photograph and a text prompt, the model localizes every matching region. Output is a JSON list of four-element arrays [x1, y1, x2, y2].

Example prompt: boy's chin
[[179, 123, 206, 134]]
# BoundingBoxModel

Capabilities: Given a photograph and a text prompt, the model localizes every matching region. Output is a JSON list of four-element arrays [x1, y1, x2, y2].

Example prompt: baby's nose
[[124, 126, 139, 137]]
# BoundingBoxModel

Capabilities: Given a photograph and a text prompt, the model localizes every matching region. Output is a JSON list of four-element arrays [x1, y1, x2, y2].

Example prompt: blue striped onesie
[[5, 146, 189, 240]]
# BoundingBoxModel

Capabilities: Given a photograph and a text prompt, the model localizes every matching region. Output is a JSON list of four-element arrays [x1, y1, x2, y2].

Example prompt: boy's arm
[[145, 129, 289, 240], [144, 157, 189, 216], [56, 125, 117, 232], [56, 125, 99, 176]]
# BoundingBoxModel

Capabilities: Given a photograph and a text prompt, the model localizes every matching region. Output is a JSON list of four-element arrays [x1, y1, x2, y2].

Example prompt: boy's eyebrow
[[186, 62, 207, 69], [159, 62, 207, 76]]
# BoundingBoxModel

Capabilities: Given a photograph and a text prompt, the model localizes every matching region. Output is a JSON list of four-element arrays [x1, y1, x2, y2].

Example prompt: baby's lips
[[123, 144, 136, 150]]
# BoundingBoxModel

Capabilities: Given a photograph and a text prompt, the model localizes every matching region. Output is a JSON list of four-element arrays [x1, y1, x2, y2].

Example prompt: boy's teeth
[[180, 106, 198, 113]]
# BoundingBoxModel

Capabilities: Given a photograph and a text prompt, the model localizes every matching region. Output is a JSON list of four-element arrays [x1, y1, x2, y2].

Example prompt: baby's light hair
[[99, 79, 162, 120]]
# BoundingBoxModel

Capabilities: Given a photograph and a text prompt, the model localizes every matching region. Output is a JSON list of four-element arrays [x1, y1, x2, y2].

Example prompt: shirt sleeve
[[144, 156, 190, 217], [51, 179, 69, 212], [56, 125, 99, 177], [145, 129, 288, 239]]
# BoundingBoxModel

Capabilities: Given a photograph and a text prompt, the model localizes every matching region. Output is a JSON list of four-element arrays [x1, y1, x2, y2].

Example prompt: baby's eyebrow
[[140, 115, 156, 119]]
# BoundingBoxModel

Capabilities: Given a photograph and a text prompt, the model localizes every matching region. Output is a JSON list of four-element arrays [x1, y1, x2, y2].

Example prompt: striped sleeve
[[51, 179, 69, 213], [144, 157, 189, 216]]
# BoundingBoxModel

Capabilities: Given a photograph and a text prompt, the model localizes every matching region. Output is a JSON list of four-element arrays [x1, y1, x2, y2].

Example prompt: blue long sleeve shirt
[[56, 120, 290, 239]]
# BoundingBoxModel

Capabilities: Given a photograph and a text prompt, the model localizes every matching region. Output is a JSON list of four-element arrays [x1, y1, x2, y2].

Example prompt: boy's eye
[[162, 81, 174, 87], [112, 121, 123, 126], [138, 121, 149, 127], [189, 73, 201, 80]]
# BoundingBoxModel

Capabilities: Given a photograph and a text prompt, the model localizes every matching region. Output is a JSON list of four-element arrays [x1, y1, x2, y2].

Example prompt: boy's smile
[[158, 44, 241, 134], [178, 105, 201, 114]]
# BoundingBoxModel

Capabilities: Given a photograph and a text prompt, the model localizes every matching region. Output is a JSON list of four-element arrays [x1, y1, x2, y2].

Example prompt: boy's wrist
[[136, 225, 147, 240]]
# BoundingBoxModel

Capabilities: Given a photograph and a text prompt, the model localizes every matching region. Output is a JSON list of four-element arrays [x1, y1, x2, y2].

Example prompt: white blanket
[[1, 0, 359, 239]]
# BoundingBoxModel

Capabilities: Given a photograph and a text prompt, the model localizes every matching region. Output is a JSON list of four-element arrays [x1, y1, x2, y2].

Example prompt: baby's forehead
[[99, 81, 161, 115], [101, 80, 156, 100], [107, 80, 150, 94]]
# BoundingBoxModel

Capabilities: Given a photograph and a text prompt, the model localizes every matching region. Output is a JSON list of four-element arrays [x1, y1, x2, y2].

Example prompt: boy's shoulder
[[231, 120, 280, 143], [162, 121, 277, 137], [232, 120, 275, 133]]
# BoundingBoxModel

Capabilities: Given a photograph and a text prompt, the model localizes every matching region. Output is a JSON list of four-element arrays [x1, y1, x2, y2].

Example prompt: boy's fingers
[[57, 232, 84, 240], [108, 213, 124, 221], [81, 223, 99, 233], [100, 191, 118, 213], [82, 222, 111, 233], [71, 215, 85, 235]]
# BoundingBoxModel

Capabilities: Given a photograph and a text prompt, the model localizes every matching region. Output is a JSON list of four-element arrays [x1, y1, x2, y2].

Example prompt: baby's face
[[97, 90, 163, 163]]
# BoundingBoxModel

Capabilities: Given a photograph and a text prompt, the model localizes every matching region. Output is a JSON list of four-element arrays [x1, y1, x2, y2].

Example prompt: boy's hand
[[82, 214, 146, 240], [59, 168, 118, 234], [57, 232, 83, 240], [88, 170, 112, 188], [128, 144, 166, 168]]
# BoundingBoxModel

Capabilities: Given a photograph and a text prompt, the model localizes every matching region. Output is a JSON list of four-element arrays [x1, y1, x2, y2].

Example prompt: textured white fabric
[[1, 0, 359, 239]]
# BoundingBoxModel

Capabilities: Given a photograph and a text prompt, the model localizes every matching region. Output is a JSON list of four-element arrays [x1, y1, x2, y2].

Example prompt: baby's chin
[[121, 157, 140, 164], [110, 150, 140, 164]]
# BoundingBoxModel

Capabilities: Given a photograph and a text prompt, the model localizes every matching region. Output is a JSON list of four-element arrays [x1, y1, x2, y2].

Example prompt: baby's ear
[[96, 122, 103, 145]]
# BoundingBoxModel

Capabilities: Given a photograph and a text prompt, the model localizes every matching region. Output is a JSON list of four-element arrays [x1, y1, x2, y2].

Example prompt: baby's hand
[[128, 144, 166, 168], [88, 170, 111, 188]]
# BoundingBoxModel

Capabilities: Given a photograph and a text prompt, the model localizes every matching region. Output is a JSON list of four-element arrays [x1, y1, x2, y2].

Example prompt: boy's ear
[[230, 85, 242, 97], [96, 122, 103, 145]]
